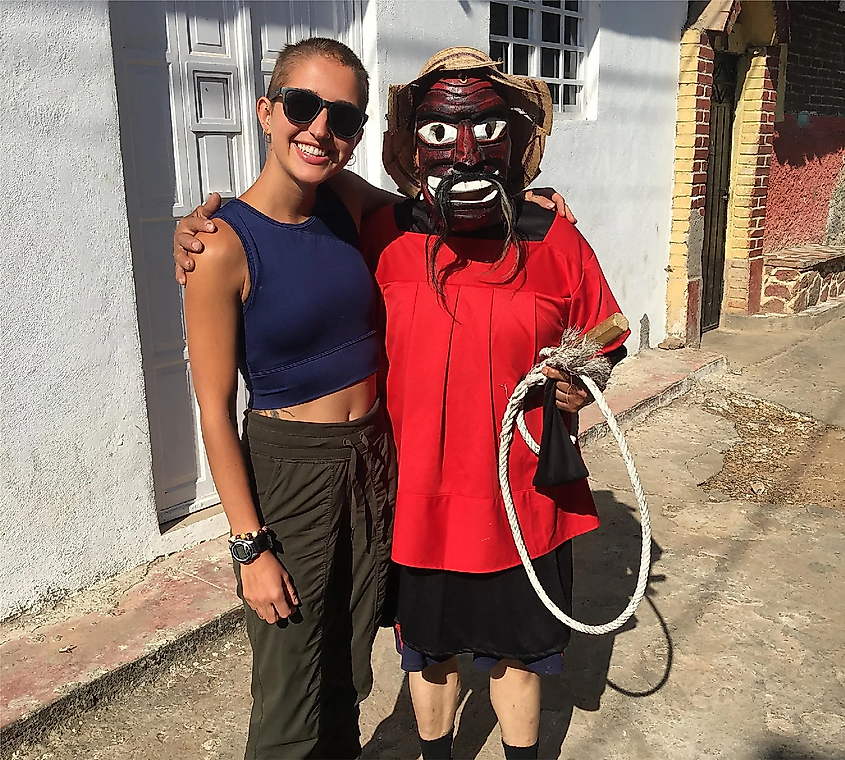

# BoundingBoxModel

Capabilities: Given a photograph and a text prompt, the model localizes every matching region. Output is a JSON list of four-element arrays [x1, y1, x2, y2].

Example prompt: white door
[[111, 1, 365, 523]]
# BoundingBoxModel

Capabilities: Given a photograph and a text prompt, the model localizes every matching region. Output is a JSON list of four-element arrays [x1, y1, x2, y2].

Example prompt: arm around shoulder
[[328, 169, 403, 226]]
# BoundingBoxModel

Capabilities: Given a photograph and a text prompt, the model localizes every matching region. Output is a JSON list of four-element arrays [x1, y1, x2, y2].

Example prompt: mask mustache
[[425, 169, 523, 313], [431, 171, 504, 207]]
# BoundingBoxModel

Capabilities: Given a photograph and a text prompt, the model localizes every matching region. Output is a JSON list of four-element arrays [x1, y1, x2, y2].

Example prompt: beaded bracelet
[[229, 525, 269, 543]]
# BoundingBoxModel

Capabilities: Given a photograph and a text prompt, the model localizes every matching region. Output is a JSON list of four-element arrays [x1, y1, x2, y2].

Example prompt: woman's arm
[[184, 226, 298, 623]]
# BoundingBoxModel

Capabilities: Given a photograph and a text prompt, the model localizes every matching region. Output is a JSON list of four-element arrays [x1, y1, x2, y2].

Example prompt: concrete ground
[[5, 317, 844, 760]]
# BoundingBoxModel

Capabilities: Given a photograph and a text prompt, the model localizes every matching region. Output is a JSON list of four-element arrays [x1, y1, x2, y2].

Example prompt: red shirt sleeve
[[560, 222, 631, 352]]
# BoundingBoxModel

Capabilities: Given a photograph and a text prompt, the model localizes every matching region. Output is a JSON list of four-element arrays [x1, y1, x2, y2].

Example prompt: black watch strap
[[230, 530, 273, 564]]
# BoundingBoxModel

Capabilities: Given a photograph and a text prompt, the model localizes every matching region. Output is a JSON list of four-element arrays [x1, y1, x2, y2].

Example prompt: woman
[[183, 38, 402, 760]]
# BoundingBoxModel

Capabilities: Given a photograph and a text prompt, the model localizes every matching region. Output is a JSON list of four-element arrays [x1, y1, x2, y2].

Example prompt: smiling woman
[[179, 38, 400, 760]]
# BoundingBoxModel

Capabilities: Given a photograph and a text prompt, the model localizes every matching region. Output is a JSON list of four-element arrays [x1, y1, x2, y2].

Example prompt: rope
[[498, 341, 652, 635]]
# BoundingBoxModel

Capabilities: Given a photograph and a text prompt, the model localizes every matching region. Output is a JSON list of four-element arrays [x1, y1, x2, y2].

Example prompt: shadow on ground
[[362, 489, 670, 759], [759, 737, 845, 760]]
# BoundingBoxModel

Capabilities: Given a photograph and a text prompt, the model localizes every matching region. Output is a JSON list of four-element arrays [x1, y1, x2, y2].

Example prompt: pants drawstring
[[343, 433, 377, 551]]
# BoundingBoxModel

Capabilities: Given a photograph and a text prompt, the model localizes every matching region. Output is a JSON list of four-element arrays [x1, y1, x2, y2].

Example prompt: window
[[489, 0, 585, 113]]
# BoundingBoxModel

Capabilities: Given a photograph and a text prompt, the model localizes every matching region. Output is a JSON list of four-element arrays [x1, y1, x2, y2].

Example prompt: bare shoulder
[[192, 219, 247, 278]]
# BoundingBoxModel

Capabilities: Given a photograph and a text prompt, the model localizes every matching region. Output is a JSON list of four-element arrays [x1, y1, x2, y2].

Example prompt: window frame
[[489, 0, 587, 116]]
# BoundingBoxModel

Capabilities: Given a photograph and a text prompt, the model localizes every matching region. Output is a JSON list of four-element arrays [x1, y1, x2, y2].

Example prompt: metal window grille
[[489, 0, 585, 113]]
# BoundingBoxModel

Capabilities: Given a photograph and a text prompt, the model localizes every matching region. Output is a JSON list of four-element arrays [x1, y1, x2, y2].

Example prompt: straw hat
[[382, 47, 553, 199]]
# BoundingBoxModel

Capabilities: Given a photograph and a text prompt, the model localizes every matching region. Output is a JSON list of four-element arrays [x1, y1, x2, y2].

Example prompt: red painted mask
[[415, 75, 511, 231]]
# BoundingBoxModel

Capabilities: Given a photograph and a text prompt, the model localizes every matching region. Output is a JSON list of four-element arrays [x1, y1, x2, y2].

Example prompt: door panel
[[701, 53, 738, 333], [111, 1, 365, 523]]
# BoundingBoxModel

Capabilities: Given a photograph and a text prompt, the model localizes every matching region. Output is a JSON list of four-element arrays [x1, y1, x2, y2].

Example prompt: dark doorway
[[701, 52, 738, 332]]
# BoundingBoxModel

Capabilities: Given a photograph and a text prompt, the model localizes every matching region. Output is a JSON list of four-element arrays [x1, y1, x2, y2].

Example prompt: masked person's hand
[[522, 187, 577, 224], [173, 193, 222, 285], [541, 366, 592, 412]]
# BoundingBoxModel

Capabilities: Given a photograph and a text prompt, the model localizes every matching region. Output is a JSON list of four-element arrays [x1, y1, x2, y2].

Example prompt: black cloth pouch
[[533, 378, 589, 487]]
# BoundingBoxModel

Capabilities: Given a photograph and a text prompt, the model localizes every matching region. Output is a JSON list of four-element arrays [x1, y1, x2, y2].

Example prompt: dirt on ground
[[699, 389, 845, 509]]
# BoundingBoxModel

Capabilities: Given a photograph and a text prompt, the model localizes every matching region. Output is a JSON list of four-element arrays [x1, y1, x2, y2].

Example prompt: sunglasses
[[268, 87, 368, 140]]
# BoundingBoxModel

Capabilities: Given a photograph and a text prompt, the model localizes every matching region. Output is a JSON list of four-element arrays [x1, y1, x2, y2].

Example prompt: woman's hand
[[173, 193, 222, 285], [240, 551, 300, 624], [541, 366, 592, 413], [522, 187, 577, 224]]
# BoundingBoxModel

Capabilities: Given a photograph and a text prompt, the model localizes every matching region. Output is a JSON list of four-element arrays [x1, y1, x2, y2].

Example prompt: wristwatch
[[229, 528, 273, 564]]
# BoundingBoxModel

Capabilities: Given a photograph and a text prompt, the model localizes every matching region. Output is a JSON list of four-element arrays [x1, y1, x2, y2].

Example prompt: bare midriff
[[252, 373, 378, 423]]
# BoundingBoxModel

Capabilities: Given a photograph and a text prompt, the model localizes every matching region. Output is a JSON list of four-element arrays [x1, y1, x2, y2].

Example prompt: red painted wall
[[763, 113, 845, 254]]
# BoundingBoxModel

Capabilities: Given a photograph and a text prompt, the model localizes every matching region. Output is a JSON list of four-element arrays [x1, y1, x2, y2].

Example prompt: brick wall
[[723, 47, 780, 315], [666, 29, 713, 343], [785, 1, 845, 117]]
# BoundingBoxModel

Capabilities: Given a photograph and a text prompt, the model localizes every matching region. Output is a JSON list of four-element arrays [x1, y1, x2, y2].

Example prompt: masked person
[[174, 47, 618, 760], [361, 48, 629, 760]]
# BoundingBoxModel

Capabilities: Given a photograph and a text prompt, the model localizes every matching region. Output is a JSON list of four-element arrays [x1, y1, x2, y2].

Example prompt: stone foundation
[[761, 245, 845, 314]]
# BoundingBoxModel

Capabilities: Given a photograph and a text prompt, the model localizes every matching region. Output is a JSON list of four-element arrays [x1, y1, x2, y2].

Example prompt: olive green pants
[[236, 402, 395, 759]]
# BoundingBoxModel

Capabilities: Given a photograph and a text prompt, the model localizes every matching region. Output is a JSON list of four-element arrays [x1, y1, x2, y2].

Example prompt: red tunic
[[361, 204, 629, 573]]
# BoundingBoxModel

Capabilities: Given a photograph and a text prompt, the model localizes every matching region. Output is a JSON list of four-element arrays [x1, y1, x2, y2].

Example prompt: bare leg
[[408, 656, 461, 741], [489, 659, 541, 747]]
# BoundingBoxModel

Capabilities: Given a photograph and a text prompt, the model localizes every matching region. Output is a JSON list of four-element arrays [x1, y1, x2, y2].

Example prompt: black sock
[[419, 730, 453, 760], [502, 740, 539, 760]]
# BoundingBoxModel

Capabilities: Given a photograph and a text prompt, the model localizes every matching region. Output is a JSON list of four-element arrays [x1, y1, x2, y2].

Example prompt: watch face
[[230, 540, 254, 563]]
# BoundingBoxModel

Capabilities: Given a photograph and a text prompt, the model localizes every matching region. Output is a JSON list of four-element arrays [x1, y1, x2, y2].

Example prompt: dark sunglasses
[[268, 87, 368, 139]]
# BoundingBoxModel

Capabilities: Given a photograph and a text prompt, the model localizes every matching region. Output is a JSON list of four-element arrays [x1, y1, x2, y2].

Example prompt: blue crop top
[[212, 186, 380, 409]]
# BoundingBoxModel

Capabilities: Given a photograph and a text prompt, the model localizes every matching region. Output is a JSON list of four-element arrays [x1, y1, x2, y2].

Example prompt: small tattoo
[[254, 408, 293, 419]]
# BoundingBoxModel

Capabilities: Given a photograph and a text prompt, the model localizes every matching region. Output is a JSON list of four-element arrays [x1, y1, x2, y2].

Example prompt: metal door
[[701, 53, 738, 332], [111, 1, 364, 523]]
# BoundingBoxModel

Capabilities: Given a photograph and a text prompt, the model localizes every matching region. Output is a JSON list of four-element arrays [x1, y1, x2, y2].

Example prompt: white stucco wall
[[537, 1, 687, 349], [0, 2, 159, 619]]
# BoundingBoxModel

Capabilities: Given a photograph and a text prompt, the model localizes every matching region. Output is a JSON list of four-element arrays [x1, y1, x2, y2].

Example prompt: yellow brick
[[670, 227, 691, 245], [675, 134, 698, 150], [676, 121, 701, 136], [666, 277, 688, 310], [678, 82, 700, 99], [676, 91, 699, 109], [672, 205, 692, 224], [676, 108, 700, 123], [734, 142, 757, 159], [674, 147, 697, 161], [679, 69, 703, 86]]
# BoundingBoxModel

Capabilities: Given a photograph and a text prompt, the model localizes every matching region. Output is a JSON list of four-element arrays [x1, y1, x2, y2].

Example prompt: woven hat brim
[[383, 49, 553, 198]]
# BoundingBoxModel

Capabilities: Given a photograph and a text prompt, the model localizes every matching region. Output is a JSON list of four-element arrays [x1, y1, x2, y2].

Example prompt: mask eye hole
[[473, 118, 508, 142], [417, 121, 458, 146]]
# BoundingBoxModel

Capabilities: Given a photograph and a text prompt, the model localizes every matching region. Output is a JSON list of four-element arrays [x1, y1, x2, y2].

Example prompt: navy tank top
[[212, 185, 379, 409]]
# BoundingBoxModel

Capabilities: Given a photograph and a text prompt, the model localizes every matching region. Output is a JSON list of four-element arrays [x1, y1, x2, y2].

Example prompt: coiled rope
[[498, 330, 652, 635]]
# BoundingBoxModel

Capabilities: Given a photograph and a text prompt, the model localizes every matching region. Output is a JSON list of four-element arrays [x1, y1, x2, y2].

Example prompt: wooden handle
[[584, 313, 629, 347]]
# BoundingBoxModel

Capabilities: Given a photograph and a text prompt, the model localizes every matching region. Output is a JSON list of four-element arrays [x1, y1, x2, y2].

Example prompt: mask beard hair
[[425, 172, 526, 312]]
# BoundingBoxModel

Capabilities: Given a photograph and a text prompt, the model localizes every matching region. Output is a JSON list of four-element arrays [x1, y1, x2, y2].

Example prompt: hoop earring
[[347, 153, 356, 167], [264, 130, 271, 144]]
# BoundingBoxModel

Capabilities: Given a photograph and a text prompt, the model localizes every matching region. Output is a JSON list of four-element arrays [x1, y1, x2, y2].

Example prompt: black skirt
[[396, 541, 573, 664]]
